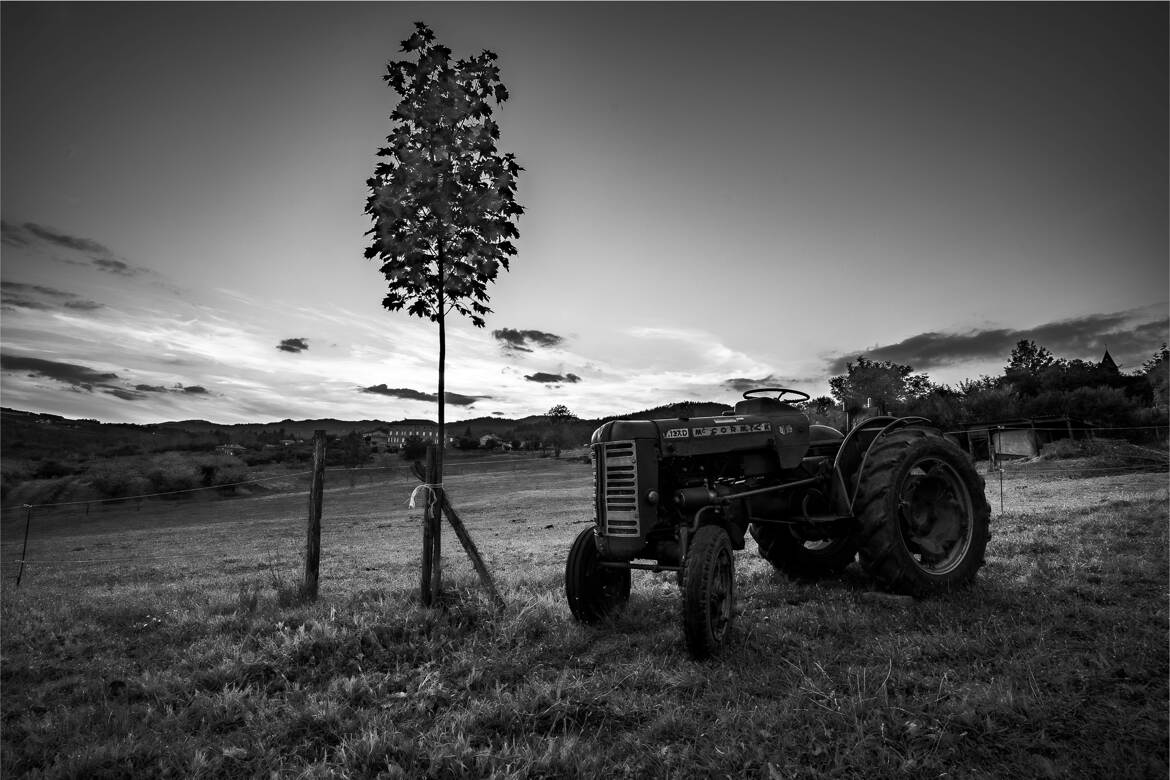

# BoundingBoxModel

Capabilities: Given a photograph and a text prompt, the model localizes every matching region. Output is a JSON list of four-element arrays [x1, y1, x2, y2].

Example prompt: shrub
[[192, 455, 250, 488], [0, 463, 34, 499], [87, 461, 152, 498], [34, 460, 76, 479], [144, 453, 202, 495]]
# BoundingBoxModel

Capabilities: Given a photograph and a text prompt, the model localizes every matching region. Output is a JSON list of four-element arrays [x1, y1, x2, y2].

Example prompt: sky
[[2, 2, 1167, 425]]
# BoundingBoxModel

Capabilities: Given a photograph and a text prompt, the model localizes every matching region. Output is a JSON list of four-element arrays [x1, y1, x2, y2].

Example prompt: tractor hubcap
[[897, 457, 973, 575]]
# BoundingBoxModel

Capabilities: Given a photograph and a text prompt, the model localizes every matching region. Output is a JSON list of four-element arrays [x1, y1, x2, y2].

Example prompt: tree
[[1005, 340, 1056, 376], [802, 396, 846, 430], [1003, 340, 1057, 396], [364, 21, 523, 464], [546, 404, 578, 458], [1141, 344, 1169, 408], [400, 435, 427, 461], [828, 357, 931, 417], [335, 430, 369, 469], [455, 425, 479, 450], [808, 396, 835, 417]]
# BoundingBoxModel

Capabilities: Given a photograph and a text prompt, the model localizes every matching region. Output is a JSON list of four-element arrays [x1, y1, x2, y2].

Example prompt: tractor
[[564, 387, 991, 659]]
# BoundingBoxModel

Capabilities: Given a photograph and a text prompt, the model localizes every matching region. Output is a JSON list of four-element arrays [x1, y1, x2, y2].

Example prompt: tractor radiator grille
[[595, 440, 639, 537]]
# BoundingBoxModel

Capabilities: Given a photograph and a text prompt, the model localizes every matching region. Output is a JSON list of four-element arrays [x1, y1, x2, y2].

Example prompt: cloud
[[1, 282, 72, 299], [1, 352, 122, 393], [824, 308, 1170, 376], [7, 222, 145, 276], [0, 221, 32, 248], [277, 338, 310, 353], [722, 375, 788, 393], [107, 387, 148, 401], [1, 281, 103, 311], [524, 372, 582, 384], [361, 385, 432, 401], [91, 258, 138, 276], [21, 222, 116, 257], [64, 299, 104, 311], [492, 327, 564, 353], [359, 384, 486, 406], [0, 352, 215, 404]]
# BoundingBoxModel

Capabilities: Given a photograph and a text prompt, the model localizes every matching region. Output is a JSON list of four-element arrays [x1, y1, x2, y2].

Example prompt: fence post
[[15, 505, 32, 587], [304, 429, 326, 601]]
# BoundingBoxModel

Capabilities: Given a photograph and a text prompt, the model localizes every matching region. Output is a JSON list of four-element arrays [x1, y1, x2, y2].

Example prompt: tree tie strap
[[408, 483, 444, 509]]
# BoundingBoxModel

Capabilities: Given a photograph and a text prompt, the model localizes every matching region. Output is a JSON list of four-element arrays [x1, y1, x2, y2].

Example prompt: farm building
[[952, 416, 1095, 465], [381, 420, 440, 449]]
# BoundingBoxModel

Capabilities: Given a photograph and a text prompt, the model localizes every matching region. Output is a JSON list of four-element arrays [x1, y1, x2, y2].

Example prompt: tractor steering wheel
[[742, 387, 810, 403]]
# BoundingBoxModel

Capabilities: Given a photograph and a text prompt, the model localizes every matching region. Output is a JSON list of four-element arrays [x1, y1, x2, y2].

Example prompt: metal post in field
[[304, 429, 326, 601], [15, 504, 32, 588]]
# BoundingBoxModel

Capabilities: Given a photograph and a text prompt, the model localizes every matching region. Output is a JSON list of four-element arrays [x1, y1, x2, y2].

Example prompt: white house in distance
[[366, 420, 445, 451], [478, 433, 512, 451]]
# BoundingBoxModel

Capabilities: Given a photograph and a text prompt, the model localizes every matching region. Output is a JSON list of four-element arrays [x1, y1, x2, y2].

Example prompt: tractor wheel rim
[[897, 456, 974, 575]]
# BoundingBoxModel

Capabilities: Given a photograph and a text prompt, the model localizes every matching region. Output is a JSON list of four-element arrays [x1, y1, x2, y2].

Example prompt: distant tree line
[[815, 340, 1169, 438]]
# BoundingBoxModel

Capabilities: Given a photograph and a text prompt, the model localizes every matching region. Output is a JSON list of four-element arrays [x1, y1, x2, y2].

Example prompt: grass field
[[2, 455, 1167, 778]]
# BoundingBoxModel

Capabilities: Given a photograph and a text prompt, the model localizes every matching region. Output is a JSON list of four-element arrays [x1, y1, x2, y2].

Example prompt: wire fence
[[0, 454, 586, 589], [2, 442, 1165, 589]]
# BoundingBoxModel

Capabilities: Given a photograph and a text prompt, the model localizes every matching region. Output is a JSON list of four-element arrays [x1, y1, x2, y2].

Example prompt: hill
[[0, 401, 735, 461]]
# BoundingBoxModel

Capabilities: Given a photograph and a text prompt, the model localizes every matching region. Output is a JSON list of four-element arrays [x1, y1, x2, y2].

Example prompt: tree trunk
[[432, 234, 445, 603], [437, 238, 446, 467]]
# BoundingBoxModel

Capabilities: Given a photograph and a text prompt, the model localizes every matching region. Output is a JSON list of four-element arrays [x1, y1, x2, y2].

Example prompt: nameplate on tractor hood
[[693, 421, 775, 438]]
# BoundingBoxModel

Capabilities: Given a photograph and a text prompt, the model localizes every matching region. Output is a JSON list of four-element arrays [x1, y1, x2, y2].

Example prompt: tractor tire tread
[[853, 429, 991, 596]]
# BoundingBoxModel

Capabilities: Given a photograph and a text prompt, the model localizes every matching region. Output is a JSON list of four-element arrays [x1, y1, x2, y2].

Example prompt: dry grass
[[2, 458, 1166, 778]]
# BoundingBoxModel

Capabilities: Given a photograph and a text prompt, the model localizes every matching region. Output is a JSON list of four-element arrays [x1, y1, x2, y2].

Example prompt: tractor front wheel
[[854, 429, 991, 596], [682, 525, 735, 659], [565, 526, 630, 623]]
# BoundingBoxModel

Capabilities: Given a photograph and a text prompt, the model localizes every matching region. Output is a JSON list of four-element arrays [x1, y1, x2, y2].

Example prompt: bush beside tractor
[[565, 387, 991, 659]]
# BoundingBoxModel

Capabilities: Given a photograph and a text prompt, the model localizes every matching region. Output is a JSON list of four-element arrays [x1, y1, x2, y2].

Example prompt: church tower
[[1100, 349, 1120, 374]]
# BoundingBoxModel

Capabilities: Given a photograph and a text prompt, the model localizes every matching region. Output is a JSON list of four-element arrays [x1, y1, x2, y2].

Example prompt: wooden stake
[[304, 429, 326, 600], [423, 445, 442, 604], [439, 493, 504, 610], [420, 447, 436, 605], [411, 458, 503, 610]]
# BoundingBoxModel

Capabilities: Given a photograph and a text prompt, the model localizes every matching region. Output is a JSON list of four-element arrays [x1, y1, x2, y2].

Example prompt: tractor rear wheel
[[682, 525, 735, 659], [565, 526, 630, 623], [750, 523, 858, 580], [853, 429, 991, 596]]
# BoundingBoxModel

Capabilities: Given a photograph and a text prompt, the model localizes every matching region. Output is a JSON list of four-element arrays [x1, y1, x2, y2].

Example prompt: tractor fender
[[828, 416, 933, 516]]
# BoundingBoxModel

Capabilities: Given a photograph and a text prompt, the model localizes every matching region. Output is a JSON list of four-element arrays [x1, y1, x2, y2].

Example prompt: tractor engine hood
[[592, 408, 809, 470]]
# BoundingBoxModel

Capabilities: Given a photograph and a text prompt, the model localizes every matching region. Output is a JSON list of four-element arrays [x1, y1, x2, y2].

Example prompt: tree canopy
[[364, 21, 523, 451], [364, 22, 523, 327], [828, 357, 933, 416], [824, 341, 1167, 437]]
